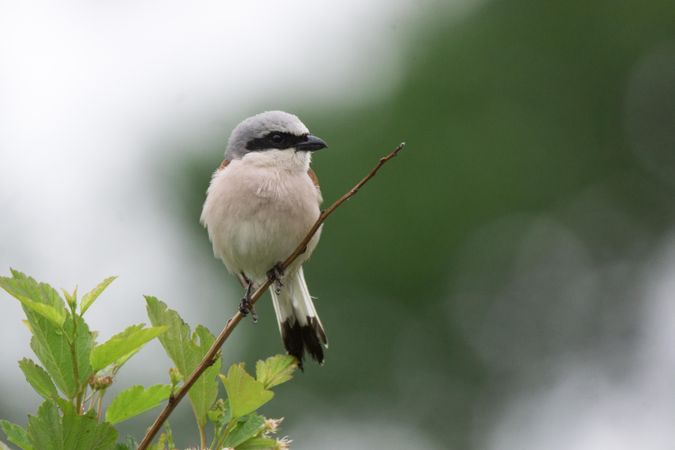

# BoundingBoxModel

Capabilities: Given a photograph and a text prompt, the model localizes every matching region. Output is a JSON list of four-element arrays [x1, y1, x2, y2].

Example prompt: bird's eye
[[270, 133, 283, 144]]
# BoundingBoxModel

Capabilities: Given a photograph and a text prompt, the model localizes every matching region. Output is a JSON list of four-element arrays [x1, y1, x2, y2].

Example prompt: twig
[[137, 142, 406, 450]]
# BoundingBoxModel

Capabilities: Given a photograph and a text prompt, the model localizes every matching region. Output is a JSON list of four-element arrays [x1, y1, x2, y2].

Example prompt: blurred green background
[[2, 0, 675, 448], [170, 1, 675, 448]]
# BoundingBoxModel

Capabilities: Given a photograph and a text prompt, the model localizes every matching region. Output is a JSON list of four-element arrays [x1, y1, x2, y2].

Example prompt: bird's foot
[[238, 276, 258, 323], [267, 263, 285, 294], [239, 297, 258, 323]]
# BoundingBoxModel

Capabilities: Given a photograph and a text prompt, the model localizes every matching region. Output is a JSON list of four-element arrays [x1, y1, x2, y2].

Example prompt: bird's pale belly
[[204, 167, 322, 281]]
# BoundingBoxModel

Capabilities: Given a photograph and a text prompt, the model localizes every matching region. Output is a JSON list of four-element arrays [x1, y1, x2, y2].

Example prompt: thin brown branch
[[137, 142, 406, 450]]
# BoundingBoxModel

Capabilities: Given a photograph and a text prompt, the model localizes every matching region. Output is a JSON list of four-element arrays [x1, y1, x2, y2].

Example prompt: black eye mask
[[245, 132, 308, 151]]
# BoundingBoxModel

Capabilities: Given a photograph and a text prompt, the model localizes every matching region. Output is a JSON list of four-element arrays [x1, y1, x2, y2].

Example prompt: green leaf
[[105, 384, 171, 424], [90, 324, 167, 371], [62, 287, 78, 309], [28, 323, 73, 397], [255, 354, 298, 389], [0, 420, 33, 450], [114, 435, 138, 450], [12, 296, 66, 326], [3, 270, 67, 310], [63, 315, 95, 387], [31, 317, 93, 398], [237, 437, 279, 449], [29, 315, 94, 399], [18, 358, 59, 400], [1, 271, 93, 398], [220, 364, 274, 418], [0, 271, 67, 326], [208, 399, 231, 428], [221, 414, 266, 448], [80, 276, 117, 315], [27, 400, 117, 450], [145, 296, 221, 428]]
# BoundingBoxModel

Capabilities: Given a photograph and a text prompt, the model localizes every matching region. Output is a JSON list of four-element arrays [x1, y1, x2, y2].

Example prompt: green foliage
[[17, 359, 59, 401], [105, 385, 172, 425], [211, 357, 297, 449], [0, 420, 32, 450], [141, 425, 175, 450], [0, 271, 93, 399], [237, 437, 282, 449], [0, 270, 67, 327], [220, 415, 266, 448], [221, 364, 274, 418], [113, 435, 139, 450], [145, 296, 221, 429], [11, 295, 66, 327], [255, 355, 297, 389], [80, 276, 117, 316], [90, 324, 167, 372], [27, 401, 117, 450], [1, 270, 299, 449]]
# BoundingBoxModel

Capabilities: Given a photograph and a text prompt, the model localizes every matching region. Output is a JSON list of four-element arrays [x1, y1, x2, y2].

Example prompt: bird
[[201, 110, 328, 367]]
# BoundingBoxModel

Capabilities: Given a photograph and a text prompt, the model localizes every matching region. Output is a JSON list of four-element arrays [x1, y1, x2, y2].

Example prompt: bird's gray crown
[[225, 111, 311, 159]]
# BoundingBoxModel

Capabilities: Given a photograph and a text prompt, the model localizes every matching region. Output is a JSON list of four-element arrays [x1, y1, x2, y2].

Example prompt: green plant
[[0, 270, 296, 450]]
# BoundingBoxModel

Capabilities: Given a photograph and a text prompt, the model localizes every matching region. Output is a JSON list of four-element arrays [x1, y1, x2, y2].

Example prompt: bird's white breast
[[201, 150, 322, 281]]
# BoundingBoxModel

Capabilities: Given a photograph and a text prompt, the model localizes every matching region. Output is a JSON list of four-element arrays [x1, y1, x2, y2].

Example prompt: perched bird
[[201, 111, 328, 367]]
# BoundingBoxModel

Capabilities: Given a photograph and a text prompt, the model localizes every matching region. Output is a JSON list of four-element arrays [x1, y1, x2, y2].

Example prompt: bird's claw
[[239, 297, 258, 323], [267, 263, 285, 294]]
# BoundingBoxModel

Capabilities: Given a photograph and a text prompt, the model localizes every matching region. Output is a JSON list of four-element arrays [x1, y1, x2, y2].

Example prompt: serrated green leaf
[[0, 420, 33, 450], [90, 324, 167, 371], [80, 276, 117, 315], [220, 364, 274, 418], [13, 295, 66, 326], [29, 315, 94, 399], [145, 296, 221, 428], [222, 414, 266, 448], [64, 315, 95, 386], [1, 271, 92, 399], [255, 354, 298, 389], [3, 270, 67, 311], [0, 271, 67, 327], [237, 437, 279, 449], [28, 400, 64, 448], [105, 384, 171, 424], [28, 323, 72, 397], [27, 400, 117, 450], [18, 358, 59, 400]]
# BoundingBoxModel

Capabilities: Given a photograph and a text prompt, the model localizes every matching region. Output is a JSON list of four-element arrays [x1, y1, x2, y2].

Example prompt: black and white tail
[[270, 267, 327, 368]]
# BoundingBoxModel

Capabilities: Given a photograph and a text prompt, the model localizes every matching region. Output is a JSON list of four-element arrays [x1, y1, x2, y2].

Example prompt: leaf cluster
[[0, 271, 298, 450]]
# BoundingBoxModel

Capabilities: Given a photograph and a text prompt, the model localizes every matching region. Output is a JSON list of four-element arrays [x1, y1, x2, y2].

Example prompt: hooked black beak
[[295, 134, 327, 152]]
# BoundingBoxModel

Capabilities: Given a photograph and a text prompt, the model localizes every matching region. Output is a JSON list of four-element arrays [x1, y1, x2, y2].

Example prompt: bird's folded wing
[[307, 168, 320, 189]]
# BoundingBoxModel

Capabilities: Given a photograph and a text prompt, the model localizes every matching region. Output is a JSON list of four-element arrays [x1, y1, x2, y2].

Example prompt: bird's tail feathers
[[270, 268, 327, 368]]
